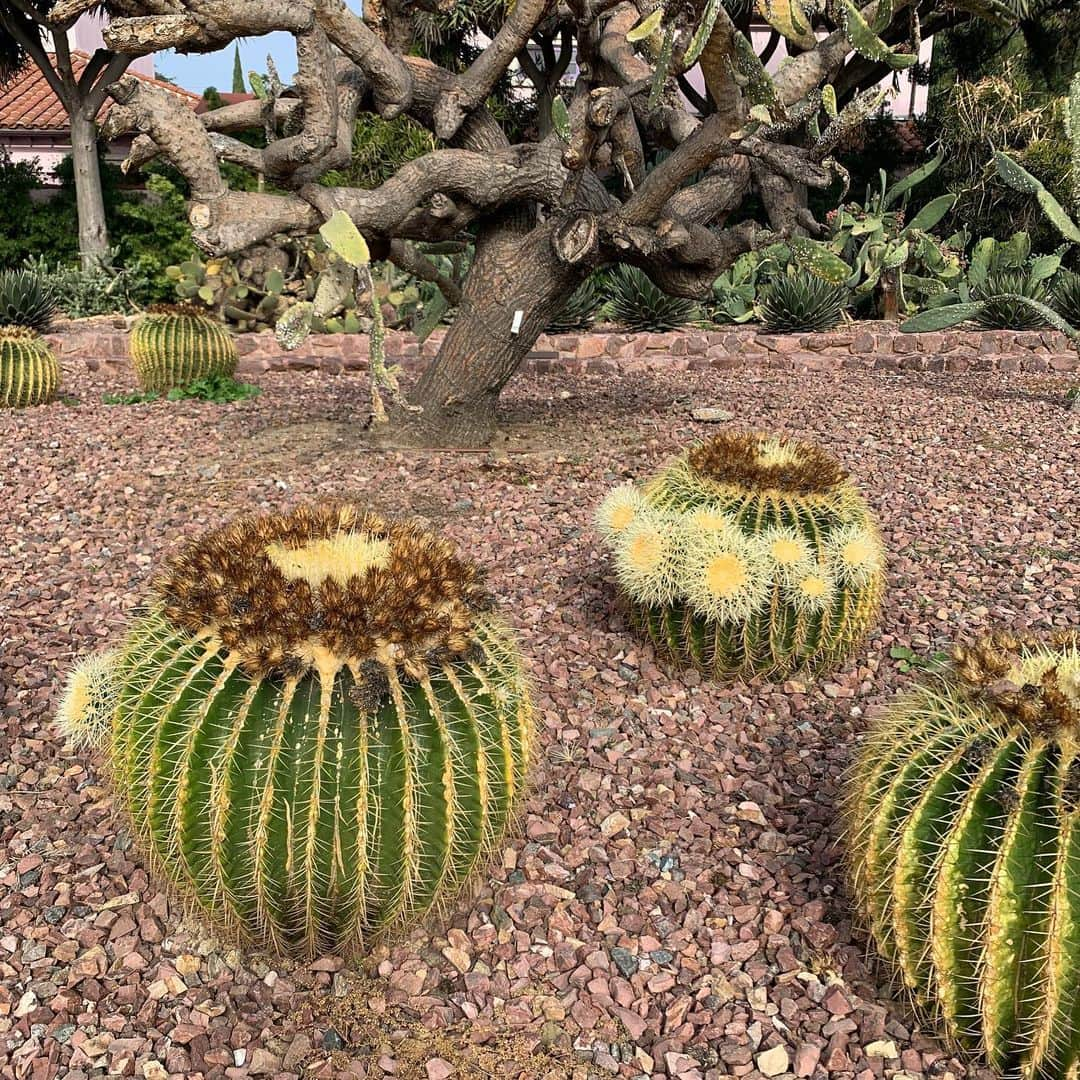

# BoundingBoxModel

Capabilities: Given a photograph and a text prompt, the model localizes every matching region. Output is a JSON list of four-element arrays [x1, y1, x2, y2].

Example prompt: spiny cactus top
[[1, 326, 59, 407], [596, 431, 884, 678], [58, 504, 533, 958], [847, 631, 1080, 1080], [129, 303, 238, 393]]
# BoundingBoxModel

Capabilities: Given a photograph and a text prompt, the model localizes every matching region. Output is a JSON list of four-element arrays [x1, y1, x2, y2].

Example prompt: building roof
[[0, 51, 200, 133]]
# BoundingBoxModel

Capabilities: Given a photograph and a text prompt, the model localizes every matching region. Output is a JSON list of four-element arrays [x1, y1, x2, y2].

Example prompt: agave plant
[[603, 266, 697, 333], [757, 270, 848, 333], [546, 278, 601, 334], [0, 270, 57, 333], [1053, 268, 1080, 325], [973, 269, 1052, 330]]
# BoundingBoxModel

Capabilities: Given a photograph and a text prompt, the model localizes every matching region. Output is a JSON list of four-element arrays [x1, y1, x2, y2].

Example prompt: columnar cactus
[[58, 504, 533, 958], [129, 304, 238, 392], [1, 326, 59, 407], [846, 631, 1080, 1080], [596, 431, 884, 678]]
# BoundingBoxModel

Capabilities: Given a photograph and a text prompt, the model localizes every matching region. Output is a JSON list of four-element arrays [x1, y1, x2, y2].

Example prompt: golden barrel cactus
[[129, 304, 237, 392], [596, 431, 885, 678], [59, 504, 533, 958], [847, 631, 1080, 1080], [1, 326, 59, 406]]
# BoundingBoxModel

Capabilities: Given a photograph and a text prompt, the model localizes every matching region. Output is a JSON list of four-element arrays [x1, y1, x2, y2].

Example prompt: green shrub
[[603, 266, 697, 332], [58, 503, 533, 957], [847, 630, 1080, 1080], [595, 431, 885, 679]]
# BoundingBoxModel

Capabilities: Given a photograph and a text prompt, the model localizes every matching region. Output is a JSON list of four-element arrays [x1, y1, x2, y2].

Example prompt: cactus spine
[[1, 327, 59, 407], [129, 305, 238, 392], [846, 632, 1080, 1080], [596, 432, 884, 678], [58, 505, 532, 958]]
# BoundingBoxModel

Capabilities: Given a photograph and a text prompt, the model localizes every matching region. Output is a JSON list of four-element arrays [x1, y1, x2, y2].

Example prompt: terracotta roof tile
[[0, 51, 199, 132]]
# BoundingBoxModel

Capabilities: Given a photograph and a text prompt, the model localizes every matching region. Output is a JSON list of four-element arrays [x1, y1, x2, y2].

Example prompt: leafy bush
[[23, 254, 146, 318], [603, 266, 697, 332], [103, 373, 260, 405]]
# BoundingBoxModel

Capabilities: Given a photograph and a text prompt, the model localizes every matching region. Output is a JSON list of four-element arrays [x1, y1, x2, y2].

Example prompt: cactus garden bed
[[2, 361, 1078, 1080]]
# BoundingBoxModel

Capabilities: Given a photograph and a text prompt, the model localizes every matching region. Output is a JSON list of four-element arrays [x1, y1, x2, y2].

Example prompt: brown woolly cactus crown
[[154, 503, 491, 678], [0, 324, 38, 340], [949, 629, 1080, 733], [144, 302, 207, 317], [686, 431, 849, 496]]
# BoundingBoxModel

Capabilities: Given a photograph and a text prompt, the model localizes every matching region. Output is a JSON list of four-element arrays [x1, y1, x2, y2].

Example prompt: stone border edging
[[46, 321, 1080, 375]]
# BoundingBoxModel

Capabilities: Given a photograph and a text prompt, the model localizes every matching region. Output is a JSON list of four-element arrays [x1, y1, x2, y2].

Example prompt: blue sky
[[154, 4, 363, 94]]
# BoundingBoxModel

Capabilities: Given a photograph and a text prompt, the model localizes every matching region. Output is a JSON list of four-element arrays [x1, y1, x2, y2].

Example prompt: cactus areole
[[58, 504, 533, 958], [847, 632, 1080, 1080], [596, 431, 885, 678]]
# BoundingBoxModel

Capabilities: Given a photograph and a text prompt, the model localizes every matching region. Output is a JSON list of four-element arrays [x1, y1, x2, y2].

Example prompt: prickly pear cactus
[[129, 305, 238, 392], [846, 631, 1080, 1080], [58, 504, 533, 958], [595, 432, 884, 678], [0, 326, 59, 407]]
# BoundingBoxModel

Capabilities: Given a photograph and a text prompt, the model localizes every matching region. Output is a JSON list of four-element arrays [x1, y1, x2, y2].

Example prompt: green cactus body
[[1, 327, 59, 407], [596, 432, 884, 679], [59, 505, 532, 958], [847, 633, 1080, 1079], [130, 306, 238, 392]]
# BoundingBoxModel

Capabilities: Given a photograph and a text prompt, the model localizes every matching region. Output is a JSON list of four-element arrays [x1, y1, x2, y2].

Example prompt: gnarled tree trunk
[[399, 217, 587, 446]]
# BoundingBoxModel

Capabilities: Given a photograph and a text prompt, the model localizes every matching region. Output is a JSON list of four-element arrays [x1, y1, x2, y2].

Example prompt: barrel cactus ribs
[[846, 631, 1080, 1080], [596, 431, 885, 678], [58, 504, 533, 958], [0, 326, 60, 407], [129, 304, 238, 393]]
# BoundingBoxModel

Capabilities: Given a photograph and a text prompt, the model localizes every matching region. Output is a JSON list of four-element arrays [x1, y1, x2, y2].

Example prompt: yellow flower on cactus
[[760, 525, 813, 584], [827, 523, 884, 585], [789, 568, 836, 613], [682, 529, 770, 624], [614, 509, 682, 605], [596, 483, 646, 540]]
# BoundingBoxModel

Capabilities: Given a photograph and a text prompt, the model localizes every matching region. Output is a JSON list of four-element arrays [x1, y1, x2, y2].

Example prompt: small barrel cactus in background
[[58, 504, 533, 958], [596, 431, 884, 678], [129, 304, 238, 393], [1, 326, 60, 407], [846, 631, 1080, 1080]]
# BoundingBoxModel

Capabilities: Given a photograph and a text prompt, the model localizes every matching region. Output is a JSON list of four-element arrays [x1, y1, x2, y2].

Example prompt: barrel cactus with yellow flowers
[[846, 631, 1080, 1080], [595, 431, 885, 678], [58, 504, 533, 958], [129, 304, 237, 393], [1, 326, 59, 407]]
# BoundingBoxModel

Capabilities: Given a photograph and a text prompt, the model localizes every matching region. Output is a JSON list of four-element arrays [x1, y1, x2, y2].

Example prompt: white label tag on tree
[[510, 309, 524, 335]]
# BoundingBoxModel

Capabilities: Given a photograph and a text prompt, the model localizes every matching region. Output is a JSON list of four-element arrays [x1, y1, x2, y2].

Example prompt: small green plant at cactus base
[[1, 326, 60, 407], [57, 504, 533, 959], [595, 432, 885, 679], [129, 305, 239, 393], [845, 631, 1080, 1080]]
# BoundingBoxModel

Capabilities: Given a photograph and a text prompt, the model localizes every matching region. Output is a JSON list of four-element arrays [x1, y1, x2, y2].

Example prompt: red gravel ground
[[2, 363, 1078, 1080]]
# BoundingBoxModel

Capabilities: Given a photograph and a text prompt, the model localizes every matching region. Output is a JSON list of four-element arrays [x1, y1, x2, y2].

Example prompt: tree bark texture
[[70, 109, 110, 267]]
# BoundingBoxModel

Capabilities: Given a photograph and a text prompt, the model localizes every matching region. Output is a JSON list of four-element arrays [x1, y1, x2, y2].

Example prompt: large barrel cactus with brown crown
[[1, 326, 59, 407], [595, 431, 885, 678], [58, 504, 533, 958], [846, 631, 1080, 1080], [129, 304, 238, 392]]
